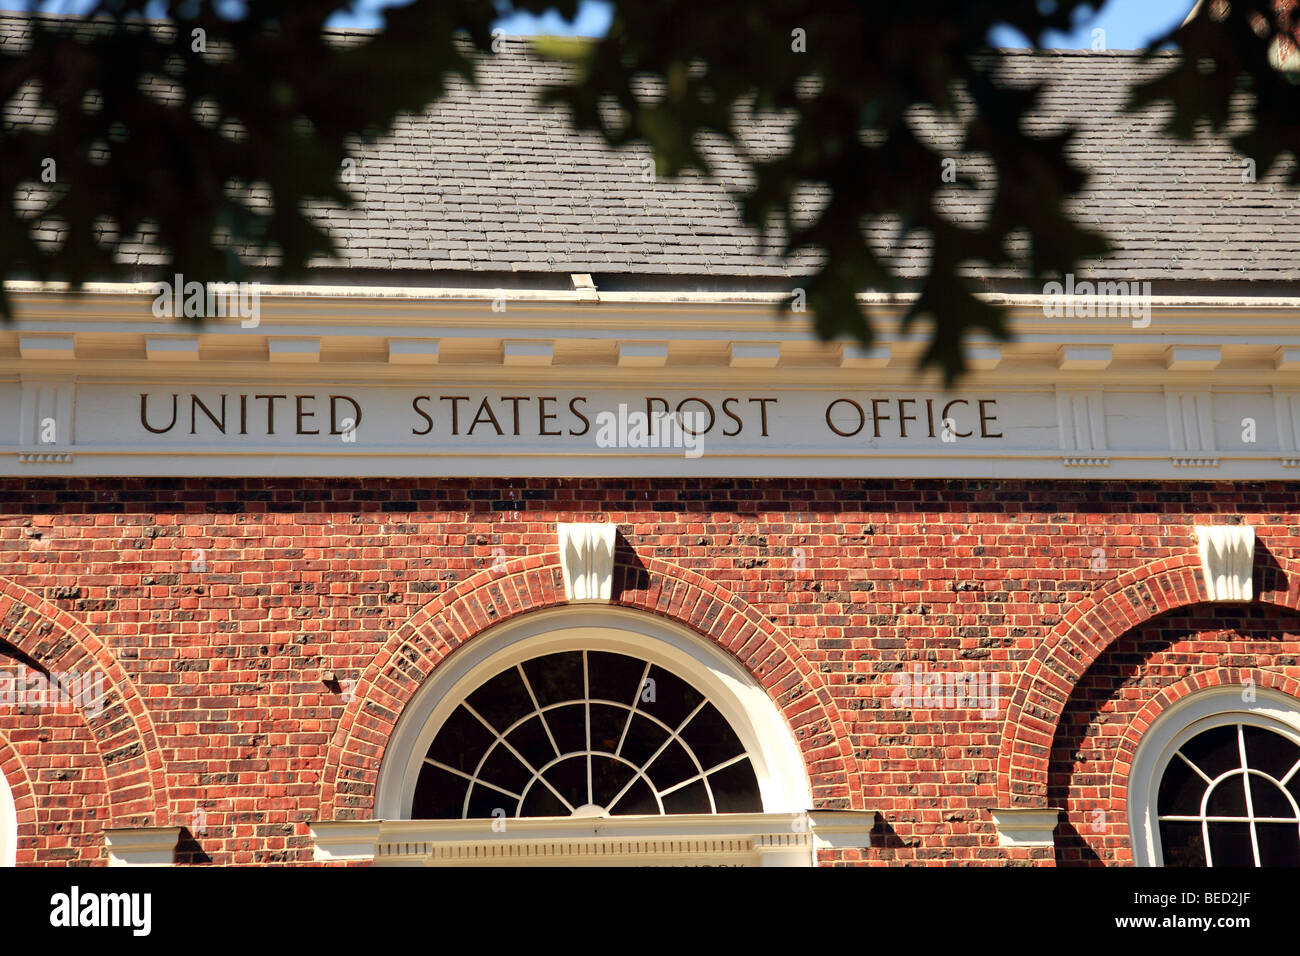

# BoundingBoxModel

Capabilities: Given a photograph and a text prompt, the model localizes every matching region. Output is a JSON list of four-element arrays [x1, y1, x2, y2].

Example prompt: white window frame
[[1128, 685, 1300, 867], [375, 605, 812, 821]]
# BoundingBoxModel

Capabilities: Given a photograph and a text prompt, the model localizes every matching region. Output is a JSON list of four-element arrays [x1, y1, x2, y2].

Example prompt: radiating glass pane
[[610, 776, 659, 816], [1206, 822, 1255, 866], [466, 666, 532, 733], [545, 702, 588, 755], [1242, 726, 1300, 781], [1204, 775, 1249, 818], [708, 758, 763, 813], [1180, 725, 1243, 780], [680, 701, 746, 770], [477, 741, 532, 795], [505, 714, 556, 770], [1249, 774, 1296, 819], [426, 705, 495, 774], [542, 754, 589, 809], [1157, 754, 1205, 816], [619, 713, 669, 766], [1255, 822, 1300, 867], [519, 783, 568, 817], [590, 755, 635, 807], [587, 651, 646, 705], [645, 739, 696, 790], [588, 703, 629, 755], [521, 651, 584, 708], [662, 779, 711, 814], [640, 664, 705, 730], [411, 762, 468, 819], [1159, 821, 1207, 868], [466, 783, 513, 820]]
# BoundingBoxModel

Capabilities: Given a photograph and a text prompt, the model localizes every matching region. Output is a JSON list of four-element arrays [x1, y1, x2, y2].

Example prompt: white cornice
[[7, 281, 1300, 327], [3, 283, 1300, 390]]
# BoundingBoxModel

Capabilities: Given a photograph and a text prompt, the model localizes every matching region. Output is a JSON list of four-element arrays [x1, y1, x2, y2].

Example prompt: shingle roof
[[4, 13, 1299, 289]]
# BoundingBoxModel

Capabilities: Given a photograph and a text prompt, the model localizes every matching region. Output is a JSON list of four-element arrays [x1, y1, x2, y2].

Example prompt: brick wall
[[1, 477, 1298, 866], [1051, 602, 1300, 867]]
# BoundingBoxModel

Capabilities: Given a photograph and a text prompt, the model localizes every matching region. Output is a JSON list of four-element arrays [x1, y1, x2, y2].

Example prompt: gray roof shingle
[[4, 13, 1298, 288]]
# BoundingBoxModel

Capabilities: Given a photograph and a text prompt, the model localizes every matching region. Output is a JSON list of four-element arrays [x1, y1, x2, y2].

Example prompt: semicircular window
[[1157, 722, 1300, 866], [412, 649, 763, 819]]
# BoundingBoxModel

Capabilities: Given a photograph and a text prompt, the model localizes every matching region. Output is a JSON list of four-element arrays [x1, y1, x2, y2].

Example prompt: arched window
[[1155, 721, 1300, 866], [1129, 686, 1300, 867], [412, 648, 762, 820], [309, 607, 873, 866], [378, 606, 809, 820]]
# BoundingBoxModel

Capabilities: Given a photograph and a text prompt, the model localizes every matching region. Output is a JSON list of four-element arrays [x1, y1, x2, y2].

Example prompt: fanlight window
[[412, 649, 762, 819], [1156, 722, 1300, 867]]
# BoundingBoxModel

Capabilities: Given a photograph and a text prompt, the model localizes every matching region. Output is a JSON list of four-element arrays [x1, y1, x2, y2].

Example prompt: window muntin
[[1155, 722, 1300, 867], [412, 649, 763, 819]]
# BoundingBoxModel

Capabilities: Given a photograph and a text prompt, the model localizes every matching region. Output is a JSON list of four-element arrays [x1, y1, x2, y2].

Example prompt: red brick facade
[[1, 477, 1298, 866]]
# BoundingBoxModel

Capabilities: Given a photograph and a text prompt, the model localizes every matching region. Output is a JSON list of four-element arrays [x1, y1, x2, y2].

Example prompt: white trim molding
[[989, 807, 1062, 847], [1127, 685, 1300, 867], [103, 826, 182, 866], [557, 523, 617, 603], [1195, 525, 1255, 602], [310, 810, 873, 867]]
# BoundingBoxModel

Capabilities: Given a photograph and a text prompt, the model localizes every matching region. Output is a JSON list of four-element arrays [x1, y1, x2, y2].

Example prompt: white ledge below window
[[989, 808, 1062, 848], [104, 826, 182, 866], [310, 811, 874, 867]]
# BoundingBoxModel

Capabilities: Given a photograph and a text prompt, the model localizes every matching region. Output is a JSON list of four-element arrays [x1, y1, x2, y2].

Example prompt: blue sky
[[2, 0, 1198, 48], [489, 0, 1197, 49]]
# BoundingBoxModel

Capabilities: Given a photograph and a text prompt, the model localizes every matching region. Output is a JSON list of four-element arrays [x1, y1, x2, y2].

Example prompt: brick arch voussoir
[[0, 579, 169, 826], [322, 552, 861, 815], [998, 554, 1300, 808]]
